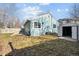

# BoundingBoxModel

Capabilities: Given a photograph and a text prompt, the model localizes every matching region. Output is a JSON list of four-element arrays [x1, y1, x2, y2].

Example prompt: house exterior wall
[[30, 20, 42, 36], [52, 18, 58, 33], [29, 13, 58, 36], [58, 26, 62, 36]]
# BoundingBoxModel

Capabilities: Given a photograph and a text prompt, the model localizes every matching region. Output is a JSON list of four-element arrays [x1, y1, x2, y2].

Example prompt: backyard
[[0, 34, 79, 56]]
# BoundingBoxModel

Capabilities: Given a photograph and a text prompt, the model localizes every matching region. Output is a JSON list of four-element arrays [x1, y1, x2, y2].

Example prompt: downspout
[[77, 26, 78, 40], [29, 21, 31, 36]]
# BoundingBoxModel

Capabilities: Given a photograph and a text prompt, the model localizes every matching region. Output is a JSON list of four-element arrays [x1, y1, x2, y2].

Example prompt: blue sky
[[0, 3, 76, 22]]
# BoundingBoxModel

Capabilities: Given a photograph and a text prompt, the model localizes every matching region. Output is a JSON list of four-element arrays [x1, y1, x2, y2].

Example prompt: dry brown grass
[[11, 35, 58, 49], [0, 34, 79, 56], [0, 34, 58, 55]]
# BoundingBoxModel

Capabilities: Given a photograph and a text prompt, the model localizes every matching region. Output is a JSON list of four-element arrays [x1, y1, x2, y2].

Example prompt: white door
[[72, 26, 77, 39]]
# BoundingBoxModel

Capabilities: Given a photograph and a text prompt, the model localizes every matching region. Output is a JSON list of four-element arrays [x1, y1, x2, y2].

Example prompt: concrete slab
[[58, 37, 77, 42]]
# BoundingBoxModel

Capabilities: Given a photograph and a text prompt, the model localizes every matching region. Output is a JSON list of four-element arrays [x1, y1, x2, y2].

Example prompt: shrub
[[45, 32, 58, 36]]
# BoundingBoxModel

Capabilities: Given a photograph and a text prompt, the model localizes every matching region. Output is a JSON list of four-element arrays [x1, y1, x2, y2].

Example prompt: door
[[62, 26, 72, 37]]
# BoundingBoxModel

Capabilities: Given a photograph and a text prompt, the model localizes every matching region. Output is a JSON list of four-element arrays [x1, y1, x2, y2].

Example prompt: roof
[[25, 12, 52, 20], [23, 12, 53, 26], [24, 20, 31, 26], [37, 11, 53, 17], [58, 18, 72, 21], [58, 17, 79, 22]]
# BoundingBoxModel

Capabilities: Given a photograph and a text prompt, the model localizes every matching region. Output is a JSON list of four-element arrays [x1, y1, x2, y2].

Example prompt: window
[[53, 24, 56, 28], [34, 22, 41, 28]]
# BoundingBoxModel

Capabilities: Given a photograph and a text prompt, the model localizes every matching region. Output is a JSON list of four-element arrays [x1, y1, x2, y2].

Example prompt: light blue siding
[[30, 13, 58, 36], [24, 13, 58, 36]]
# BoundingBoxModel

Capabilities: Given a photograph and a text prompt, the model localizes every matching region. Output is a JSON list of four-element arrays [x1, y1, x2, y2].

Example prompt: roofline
[[23, 12, 53, 26], [58, 17, 79, 22], [38, 12, 53, 17], [23, 20, 31, 26], [58, 18, 73, 22]]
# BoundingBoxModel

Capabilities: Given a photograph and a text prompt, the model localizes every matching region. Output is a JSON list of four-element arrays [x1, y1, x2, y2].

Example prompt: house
[[20, 12, 58, 36], [58, 18, 79, 40]]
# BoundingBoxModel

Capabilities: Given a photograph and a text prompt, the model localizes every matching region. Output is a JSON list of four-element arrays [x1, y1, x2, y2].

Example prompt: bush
[[45, 32, 58, 36]]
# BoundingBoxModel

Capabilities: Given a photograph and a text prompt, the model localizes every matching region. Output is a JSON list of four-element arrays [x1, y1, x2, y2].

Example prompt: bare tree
[[0, 9, 6, 28], [70, 4, 79, 19], [0, 4, 21, 28], [0, 22, 4, 28]]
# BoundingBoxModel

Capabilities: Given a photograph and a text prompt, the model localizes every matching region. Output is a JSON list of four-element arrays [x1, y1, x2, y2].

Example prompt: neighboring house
[[20, 12, 58, 36], [58, 18, 79, 40]]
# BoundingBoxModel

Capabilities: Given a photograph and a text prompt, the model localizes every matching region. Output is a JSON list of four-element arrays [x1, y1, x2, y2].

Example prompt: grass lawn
[[0, 34, 79, 56]]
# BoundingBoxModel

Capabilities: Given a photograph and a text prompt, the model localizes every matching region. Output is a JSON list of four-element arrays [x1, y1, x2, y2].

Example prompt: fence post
[[8, 41, 16, 55]]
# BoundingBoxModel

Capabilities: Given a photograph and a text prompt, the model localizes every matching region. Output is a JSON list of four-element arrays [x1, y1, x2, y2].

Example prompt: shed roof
[[58, 18, 79, 22]]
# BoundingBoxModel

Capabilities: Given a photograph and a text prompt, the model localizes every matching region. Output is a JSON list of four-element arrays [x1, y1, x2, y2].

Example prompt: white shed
[[58, 18, 79, 40]]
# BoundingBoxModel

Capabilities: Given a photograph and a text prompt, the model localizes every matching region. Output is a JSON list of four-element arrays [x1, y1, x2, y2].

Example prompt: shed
[[58, 18, 79, 40]]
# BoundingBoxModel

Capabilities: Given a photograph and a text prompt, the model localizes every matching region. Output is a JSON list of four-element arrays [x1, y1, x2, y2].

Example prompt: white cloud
[[57, 9, 61, 12], [16, 6, 43, 20], [23, 4, 27, 7], [17, 6, 42, 15], [65, 9, 69, 11], [24, 6, 42, 15], [39, 3, 50, 5]]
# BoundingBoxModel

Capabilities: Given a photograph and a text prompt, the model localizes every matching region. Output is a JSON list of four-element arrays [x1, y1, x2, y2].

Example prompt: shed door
[[72, 26, 77, 39], [62, 26, 72, 37]]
